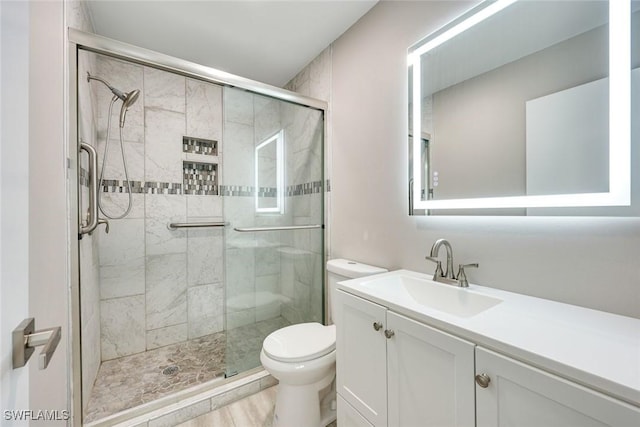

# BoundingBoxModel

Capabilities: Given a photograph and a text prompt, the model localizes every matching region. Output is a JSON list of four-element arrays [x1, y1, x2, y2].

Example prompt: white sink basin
[[361, 274, 502, 318]]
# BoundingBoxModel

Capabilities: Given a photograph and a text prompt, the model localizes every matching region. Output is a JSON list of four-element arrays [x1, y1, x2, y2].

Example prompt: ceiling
[[85, 0, 378, 87]]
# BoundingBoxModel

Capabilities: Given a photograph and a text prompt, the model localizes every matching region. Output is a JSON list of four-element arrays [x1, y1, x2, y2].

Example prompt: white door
[[1, 1, 70, 425], [476, 347, 640, 427], [336, 290, 388, 426], [386, 312, 475, 427]]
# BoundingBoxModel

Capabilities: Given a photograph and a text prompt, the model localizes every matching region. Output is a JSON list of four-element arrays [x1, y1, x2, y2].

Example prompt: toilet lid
[[263, 323, 336, 363]]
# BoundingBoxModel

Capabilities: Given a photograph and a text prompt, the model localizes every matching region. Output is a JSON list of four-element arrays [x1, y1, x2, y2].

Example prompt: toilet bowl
[[261, 259, 387, 427]]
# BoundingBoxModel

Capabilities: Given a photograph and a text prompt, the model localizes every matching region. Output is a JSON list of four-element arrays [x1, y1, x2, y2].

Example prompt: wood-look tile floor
[[177, 386, 277, 427], [178, 386, 339, 427]]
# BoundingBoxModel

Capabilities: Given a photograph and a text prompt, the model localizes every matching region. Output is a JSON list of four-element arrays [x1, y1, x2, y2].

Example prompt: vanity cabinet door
[[336, 290, 388, 427], [338, 394, 375, 427], [476, 347, 640, 427], [386, 312, 476, 427]]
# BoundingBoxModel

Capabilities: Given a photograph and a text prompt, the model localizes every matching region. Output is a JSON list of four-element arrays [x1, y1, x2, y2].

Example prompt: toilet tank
[[326, 259, 387, 324]]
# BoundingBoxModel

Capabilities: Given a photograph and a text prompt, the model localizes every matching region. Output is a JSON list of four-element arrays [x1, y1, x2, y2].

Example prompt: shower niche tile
[[183, 161, 218, 195], [183, 136, 218, 156]]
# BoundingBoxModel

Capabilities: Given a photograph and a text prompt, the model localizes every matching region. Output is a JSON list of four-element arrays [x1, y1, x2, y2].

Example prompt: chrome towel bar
[[233, 224, 322, 232]]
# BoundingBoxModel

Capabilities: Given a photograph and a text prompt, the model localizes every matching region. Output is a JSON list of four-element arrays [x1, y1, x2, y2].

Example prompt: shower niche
[[182, 136, 220, 196], [76, 47, 324, 424], [183, 136, 218, 156], [183, 162, 218, 196]]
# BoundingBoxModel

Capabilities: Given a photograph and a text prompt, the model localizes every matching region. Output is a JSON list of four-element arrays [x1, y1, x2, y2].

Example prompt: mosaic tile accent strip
[[219, 185, 254, 197], [183, 136, 218, 156], [100, 179, 183, 195], [287, 180, 324, 196], [257, 187, 278, 198], [219, 181, 325, 198], [183, 161, 218, 195], [97, 179, 325, 197]]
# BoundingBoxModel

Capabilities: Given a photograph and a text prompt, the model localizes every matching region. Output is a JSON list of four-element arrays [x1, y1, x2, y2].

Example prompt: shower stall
[[72, 30, 325, 424]]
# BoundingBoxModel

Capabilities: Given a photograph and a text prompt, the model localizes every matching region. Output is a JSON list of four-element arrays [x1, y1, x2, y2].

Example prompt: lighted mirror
[[408, 0, 637, 215], [256, 130, 284, 213]]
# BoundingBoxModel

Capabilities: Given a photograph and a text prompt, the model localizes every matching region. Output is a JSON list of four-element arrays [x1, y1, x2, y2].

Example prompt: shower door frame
[[68, 27, 328, 425]]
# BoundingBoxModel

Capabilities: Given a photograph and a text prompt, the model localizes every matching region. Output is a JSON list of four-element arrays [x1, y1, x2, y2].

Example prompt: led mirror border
[[408, 0, 631, 210], [255, 129, 285, 214]]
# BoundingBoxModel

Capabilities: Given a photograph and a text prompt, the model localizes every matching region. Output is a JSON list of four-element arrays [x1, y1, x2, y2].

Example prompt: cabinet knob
[[373, 322, 383, 331], [475, 373, 491, 388], [384, 329, 395, 339]]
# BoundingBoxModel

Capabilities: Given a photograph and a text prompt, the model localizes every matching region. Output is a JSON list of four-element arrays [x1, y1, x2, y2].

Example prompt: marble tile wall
[[222, 84, 325, 330], [77, 47, 102, 415], [223, 89, 299, 331], [281, 47, 331, 325], [89, 53, 225, 361], [281, 107, 324, 325], [76, 42, 327, 423], [85, 51, 326, 371], [253, 95, 287, 325], [224, 87, 259, 329]]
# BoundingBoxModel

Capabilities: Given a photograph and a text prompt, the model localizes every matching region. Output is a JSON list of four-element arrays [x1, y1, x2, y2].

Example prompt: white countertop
[[337, 269, 640, 407]]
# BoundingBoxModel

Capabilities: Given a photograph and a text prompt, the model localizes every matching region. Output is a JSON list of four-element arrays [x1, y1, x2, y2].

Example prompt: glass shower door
[[222, 87, 324, 376]]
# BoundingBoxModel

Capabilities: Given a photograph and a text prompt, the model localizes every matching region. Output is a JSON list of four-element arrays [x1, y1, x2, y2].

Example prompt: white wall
[[0, 1, 31, 422], [329, 1, 640, 318], [28, 0, 69, 423]]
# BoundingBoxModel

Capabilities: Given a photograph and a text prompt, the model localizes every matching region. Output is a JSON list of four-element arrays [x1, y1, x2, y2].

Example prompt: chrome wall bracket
[[12, 318, 61, 370]]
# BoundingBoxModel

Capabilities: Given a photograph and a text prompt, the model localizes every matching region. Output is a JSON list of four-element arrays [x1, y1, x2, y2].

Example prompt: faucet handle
[[459, 263, 478, 269], [425, 256, 444, 278], [457, 263, 478, 288]]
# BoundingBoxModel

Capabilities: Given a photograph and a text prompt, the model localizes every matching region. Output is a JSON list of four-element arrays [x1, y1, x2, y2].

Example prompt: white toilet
[[260, 259, 387, 427]]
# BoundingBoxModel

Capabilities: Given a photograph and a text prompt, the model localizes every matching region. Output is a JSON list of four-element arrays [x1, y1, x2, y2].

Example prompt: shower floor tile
[[84, 317, 290, 423]]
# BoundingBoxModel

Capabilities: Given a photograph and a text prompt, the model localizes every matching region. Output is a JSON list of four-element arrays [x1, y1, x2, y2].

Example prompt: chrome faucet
[[425, 238, 478, 287], [429, 238, 455, 279]]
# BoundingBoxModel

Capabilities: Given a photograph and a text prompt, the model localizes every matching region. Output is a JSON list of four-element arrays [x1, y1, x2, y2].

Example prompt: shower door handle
[[79, 142, 99, 236]]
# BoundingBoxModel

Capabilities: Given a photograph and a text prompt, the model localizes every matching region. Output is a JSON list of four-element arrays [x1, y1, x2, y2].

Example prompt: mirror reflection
[[409, 0, 638, 215]]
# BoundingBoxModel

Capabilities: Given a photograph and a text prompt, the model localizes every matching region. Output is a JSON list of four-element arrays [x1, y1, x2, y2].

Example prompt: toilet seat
[[263, 322, 336, 363]]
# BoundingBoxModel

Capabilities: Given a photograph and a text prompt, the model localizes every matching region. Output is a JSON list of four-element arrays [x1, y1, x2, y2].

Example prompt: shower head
[[119, 89, 140, 128], [87, 72, 140, 127], [123, 89, 140, 109]]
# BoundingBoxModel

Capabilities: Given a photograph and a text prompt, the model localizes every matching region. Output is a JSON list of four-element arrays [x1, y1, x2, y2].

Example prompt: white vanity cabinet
[[475, 347, 640, 427], [336, 289, 640, 427], [336, 289, 388, 426], [337, 394, 375, 427], [336, 290, 476, 427]]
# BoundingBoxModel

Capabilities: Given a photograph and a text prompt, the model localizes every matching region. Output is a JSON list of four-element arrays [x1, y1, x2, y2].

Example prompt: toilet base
[[273, 374, 335, 427], [319, 386, 337, 427]]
